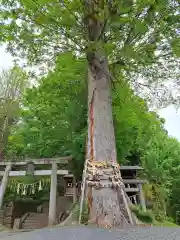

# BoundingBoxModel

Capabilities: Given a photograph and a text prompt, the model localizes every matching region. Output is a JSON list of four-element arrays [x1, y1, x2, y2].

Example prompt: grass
[[130, 204, 180, 227], [0, 224, 9, 232], [130, 205, 154, 224], [153, 220, 179, 227]]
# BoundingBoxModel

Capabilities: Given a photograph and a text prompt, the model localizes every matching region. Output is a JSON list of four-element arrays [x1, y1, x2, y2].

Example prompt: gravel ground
[[0, 226, 180, 240]]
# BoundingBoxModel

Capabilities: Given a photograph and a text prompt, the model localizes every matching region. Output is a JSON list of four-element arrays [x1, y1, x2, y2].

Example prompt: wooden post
[[73, 176, 77, 203], [120, 188, 134, 225], [48, 161, 57, 226], [133, 195, 137, 204], [79, 164, 88, 224], [0, 163, 12, 209], [138, 183, 146, 212], [63, 177, 66, 196]]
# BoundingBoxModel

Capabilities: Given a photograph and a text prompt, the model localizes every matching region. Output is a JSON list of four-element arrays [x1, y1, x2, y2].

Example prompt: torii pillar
[[48, 161, 57, 226], [0, 163, 12, 209]]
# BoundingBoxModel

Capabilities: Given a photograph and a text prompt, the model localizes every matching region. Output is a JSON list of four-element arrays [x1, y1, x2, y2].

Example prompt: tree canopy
[[0, 0, 179, 105]]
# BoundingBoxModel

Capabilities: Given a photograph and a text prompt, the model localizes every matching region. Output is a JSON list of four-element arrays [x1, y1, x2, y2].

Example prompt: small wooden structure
[[120, 165, 147, 211], [0, 156, 77, 227]]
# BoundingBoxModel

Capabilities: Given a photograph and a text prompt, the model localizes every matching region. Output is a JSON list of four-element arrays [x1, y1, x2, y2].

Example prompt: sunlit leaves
[[0, 0, 178, 67], [6, 53, 87, 162], [133, 19, 148, 36], [171, 38, 180, 57], [0, 67, 28, 155], [0, 0, 179, 107]]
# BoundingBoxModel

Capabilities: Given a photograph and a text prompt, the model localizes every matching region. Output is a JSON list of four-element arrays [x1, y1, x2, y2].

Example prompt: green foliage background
[[2, 52, 180, 224]]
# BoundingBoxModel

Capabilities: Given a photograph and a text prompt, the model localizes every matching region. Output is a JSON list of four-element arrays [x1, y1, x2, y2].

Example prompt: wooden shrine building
[[120, 165, 147, 211]]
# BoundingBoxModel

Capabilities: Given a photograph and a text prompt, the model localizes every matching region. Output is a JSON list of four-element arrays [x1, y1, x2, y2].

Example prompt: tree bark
[[86, 63, 132, 227], [87, 61, 116, 162]]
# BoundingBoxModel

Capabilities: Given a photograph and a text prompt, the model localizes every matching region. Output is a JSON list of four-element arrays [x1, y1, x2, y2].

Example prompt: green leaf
[[171, 38, 180, 57], [133, 20, 148, 36]]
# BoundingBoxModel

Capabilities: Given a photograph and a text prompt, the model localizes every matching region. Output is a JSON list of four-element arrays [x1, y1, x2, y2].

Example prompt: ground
[[1, 226, 180, 240]]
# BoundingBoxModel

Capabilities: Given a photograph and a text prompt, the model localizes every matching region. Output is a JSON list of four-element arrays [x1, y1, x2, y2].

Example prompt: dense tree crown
[[0, 0, 179, 106]]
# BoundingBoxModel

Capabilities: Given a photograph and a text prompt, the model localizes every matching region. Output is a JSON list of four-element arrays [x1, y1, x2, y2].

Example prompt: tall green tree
[[113, 80, 165, 161], [1, 0, 179, 226], [6, 53, 87, 176], [0, 67, 28, 158]]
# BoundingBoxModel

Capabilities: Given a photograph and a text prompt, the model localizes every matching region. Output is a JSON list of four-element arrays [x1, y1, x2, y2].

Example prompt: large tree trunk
[[86, 59, 133, 228], [83, 0, 134, 228], [87, 60, 116, 162]]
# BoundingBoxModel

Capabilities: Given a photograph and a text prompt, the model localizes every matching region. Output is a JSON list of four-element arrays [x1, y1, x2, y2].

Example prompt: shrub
[[72, 201, 89, 224], [130, 205, 154, 223]]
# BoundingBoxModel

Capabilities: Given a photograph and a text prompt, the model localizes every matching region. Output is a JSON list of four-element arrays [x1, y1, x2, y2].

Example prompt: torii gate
[[0, 156, 75, 227]]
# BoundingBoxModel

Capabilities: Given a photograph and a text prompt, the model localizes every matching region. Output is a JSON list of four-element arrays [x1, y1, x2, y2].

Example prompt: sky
[[1, 46, 180, 140]]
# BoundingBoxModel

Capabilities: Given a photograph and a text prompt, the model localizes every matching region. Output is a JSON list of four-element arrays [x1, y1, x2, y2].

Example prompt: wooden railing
[[13, 212, 29, 230]]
